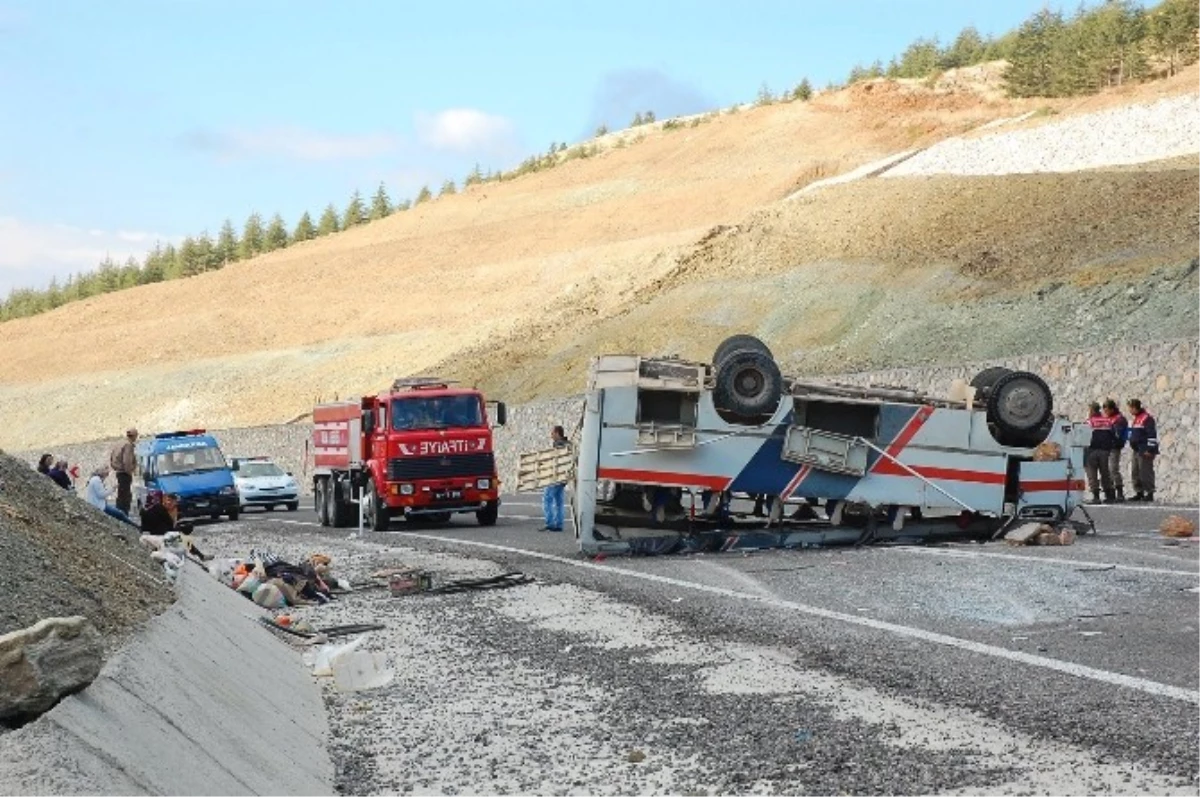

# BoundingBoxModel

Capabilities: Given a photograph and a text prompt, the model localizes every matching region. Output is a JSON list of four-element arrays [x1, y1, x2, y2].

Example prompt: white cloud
[[0, 217, 171, 295], [180, 126, 402, 162], [414, 109, 519, 157]]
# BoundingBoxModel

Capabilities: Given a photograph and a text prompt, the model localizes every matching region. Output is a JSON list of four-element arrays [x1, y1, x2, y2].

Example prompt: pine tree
[[941, 26, 987, 70], [644, 110, 656, 123], [343, 190, 367, 229], [317, 203, 340, 236], [141, 243, 166, 284], [439, 179, 457, 196], [395, 198, 412, 212], [847, 64, 869, 83], [216, 219, 239, 266], [896, 37, 942, 77], [414, 185, 432, 204], [177, 237, 204, 277], [263, 213, 289, 252], [631, 111, 644, 126], [292, 211, 316, 243], [793, 77, 813, 101], [239, 212, 265, 259], [595, 123, 609, 136], [464, 163, 484, 187], [1149, 0, 1200, 76], [195, 232, 218, 272], [756, 82, 774, 104], [1005, 10, 1066, 97], [369, 182, 392, 219]]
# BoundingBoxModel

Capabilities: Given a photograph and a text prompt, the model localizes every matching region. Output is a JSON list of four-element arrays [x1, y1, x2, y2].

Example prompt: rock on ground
[[0, 616, 101, 722]]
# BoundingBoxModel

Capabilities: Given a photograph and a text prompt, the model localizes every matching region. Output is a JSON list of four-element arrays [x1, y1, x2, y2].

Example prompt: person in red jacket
[[1125, 398, 1159, 502], [1084, 402, 1116, 504], [1101, 399, 1128, 503]]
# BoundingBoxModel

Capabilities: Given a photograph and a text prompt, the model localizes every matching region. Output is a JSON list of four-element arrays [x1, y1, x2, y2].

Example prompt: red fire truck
[[311, 378, 507, 529]]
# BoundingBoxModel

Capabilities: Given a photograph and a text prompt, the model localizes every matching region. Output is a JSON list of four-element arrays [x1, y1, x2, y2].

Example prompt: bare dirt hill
[[0, 69, 1196, 449]]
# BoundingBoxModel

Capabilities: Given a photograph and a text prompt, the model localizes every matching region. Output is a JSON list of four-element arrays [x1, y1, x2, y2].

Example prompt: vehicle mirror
[[495, 402, 507, 427], [287, 471, 293, 477], [362, 410, 375, 434], [231, 461, 239, 471]]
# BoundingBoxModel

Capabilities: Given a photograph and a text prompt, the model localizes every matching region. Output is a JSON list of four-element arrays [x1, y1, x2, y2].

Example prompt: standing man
[[1101, 399, 1128, 503], [109, 427, 138, 515], [1084, 402, 1115, 504], [1126, 399, 1159, 502], [541, 425, 570, 532]]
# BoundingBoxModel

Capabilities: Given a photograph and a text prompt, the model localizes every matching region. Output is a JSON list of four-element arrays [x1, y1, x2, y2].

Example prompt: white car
[[230, 457, 300, 512]]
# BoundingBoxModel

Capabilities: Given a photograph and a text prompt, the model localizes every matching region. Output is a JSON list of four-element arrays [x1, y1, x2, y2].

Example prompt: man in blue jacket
[[1125, 398, 1159, 502]]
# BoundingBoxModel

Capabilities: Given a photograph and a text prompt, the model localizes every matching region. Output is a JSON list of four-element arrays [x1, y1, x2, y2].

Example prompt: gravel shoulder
[[194, 502, 1199, 796]]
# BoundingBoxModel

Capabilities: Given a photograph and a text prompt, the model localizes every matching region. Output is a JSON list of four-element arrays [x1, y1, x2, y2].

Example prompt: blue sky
[[0, 0, 1052, 294]]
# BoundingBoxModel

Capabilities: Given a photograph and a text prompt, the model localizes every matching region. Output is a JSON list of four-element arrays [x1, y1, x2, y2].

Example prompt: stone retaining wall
[[10, 339, 1196, 504]]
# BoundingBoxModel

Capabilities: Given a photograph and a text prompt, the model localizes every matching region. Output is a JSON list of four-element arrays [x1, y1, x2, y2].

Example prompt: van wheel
[[712, 334, 772, 368], [286, 502, 299, 512], [987, 370, 1053, 436], [713, 350, 783, 423]]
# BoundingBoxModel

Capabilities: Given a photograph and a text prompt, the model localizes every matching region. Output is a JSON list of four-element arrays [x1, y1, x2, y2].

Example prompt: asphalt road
[[206, 496, 1200, 794]]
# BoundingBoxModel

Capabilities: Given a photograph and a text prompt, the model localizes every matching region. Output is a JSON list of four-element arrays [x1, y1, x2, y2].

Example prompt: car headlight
[[597, 480, 616, 502], [399, 483, 414, 495], [477, 478, 491, 490], [220, 486, 237, 496]]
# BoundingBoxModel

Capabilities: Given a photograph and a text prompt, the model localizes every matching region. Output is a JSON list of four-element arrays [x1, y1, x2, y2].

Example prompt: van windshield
[[154, 445, 228, 475], [392, 396, 483, 431]]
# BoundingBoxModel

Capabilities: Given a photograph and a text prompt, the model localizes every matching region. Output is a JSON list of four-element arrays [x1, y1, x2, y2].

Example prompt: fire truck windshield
[[392, 395, 483, 431]]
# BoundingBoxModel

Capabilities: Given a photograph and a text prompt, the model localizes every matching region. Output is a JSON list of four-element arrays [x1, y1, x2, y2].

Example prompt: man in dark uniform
[[1126, 399, 1159, 502], [1084, 402, 1116, 505], [1101, 399, 1128, 503]]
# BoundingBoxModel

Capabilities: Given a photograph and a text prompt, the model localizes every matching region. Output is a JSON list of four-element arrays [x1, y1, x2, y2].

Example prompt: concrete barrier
[[0, 565, 334, 796]]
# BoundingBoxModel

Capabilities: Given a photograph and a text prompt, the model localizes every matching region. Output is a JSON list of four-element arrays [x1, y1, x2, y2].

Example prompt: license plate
[[434, 490, 462, 501], [194, 501, 208, 508]]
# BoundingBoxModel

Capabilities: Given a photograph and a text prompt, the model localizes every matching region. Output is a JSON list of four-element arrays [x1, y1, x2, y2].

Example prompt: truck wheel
[[329, 479, 353, 527], [712, 334, 772, 368], [315, 480, 330, 526], [713, 350, 783, 423], [477, 500, 499, 526], [365, 477, 390, 531], [969, 366, 1012, 396], [987, 370, 1052, 437]]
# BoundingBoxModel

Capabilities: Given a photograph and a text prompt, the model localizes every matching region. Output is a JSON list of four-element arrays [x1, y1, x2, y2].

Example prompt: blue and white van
[[134, 429, 240, 521]]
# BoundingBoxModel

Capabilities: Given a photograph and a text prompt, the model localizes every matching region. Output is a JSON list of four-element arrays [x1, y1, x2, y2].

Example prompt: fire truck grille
[[387, 453, 495, 481]]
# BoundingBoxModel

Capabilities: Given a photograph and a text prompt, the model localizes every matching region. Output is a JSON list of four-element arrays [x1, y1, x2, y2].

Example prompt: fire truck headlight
[[477, 478, 491, 490], [399, 483, 415, 496]]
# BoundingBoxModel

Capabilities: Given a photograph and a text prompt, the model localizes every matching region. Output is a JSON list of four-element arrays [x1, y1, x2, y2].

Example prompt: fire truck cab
[[570, 336, 1089, 555], [312, 378, 506, 530]]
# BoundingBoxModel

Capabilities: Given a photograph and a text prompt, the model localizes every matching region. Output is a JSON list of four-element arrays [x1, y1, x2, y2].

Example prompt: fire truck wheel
[[365, 477, 390, 530], [969, 366, 1012, 396], [477, 500, 499, 526], [315, 480, 329, 526], [987, 370, 1053, 435], [712, 334, 772, 368], [329, 480, 353, 527], [713, 350, 783, 423]]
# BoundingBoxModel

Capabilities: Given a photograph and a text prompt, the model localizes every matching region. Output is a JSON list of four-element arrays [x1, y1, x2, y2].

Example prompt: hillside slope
[[1, 69, 1196, 449]]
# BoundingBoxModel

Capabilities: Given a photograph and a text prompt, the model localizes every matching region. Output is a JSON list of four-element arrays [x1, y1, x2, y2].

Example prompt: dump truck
[[312, 378, 506, 529], [522, 335, 1089, 555]]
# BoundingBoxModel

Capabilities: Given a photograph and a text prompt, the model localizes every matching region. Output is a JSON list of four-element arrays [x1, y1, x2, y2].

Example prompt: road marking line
[[1084, 504, 1200, 512], [894, 546, 1200, 578], [344, 528, 1198, 705]]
